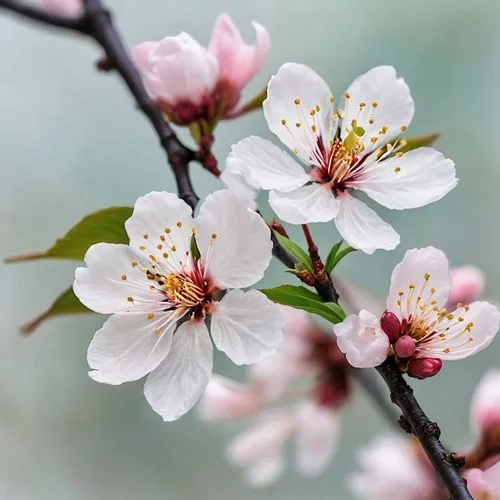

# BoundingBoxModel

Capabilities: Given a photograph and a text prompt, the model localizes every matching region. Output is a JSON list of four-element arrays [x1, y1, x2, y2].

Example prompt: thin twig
[[377, 359, 472, 500]]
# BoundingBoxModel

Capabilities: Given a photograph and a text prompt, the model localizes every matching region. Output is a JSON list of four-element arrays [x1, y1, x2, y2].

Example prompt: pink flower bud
[[208, 14, 270, 108], [40, 0, 82, 15], [447, 266, 485, 308], [471, 370, 500, 434], [132, 33, 218, 124], [380, 311, 401, 343], [407, 358, 442, 379], [394, 335, 416, 359]]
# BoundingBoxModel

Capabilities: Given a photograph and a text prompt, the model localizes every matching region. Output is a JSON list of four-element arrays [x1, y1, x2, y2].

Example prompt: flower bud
[[447, 266, 485, 308], [394, 335, 416, 359], [407, 358, 442, 379], [380, 311, 401, 343]]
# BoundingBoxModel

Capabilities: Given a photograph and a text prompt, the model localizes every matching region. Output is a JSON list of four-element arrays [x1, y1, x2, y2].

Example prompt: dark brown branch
[[0, 0, 199, 210], [377, 359, 472, 500]]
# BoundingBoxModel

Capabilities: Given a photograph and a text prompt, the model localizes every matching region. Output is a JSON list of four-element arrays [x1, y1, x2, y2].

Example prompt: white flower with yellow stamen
[[226, 63, 458, 254], [334, 247, 499, 374], [73, 189, 283, 421]]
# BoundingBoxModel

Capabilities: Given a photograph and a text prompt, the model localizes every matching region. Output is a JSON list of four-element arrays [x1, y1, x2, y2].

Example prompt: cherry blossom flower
[[132, 15, 269, 125], [73, 189, 283, 421], [200, 307, 349, 486], [471, 370, 500, 434], [226, 64, 457, 254], [333, 247, 499, 375], [40, 0, 82, 15], [349, 435, 436, 500]]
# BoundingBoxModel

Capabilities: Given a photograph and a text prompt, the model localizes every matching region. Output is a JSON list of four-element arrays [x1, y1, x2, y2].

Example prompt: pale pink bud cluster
[[132, 14, 269, 126], [40, 0, 82, 16], [471, 370, 500, 434], [199, 307, 350, 486], [448, 266, 485, 309]]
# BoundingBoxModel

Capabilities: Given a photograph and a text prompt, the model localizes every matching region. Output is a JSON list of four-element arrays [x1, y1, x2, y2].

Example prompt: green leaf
[[231, 87, 267, 116], [21, 288, 90, 335], [260, 284, 346, 324], [400, 132, 440, 153], [190, 234, 201, 260], [325, 241, 343, 273], [273, 231, 313, 273], [5, 206, 133, 263]]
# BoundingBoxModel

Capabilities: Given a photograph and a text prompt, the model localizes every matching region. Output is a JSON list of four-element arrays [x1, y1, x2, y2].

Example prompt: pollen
[[368, 118, 375, 125], [380, 126, 388, 135], [131, 262, 138, 267], [121, 275, 127, 281], [149, 254, 157, 262], [309, 109, 316, 116], [163, 253, 169, 259], [171, 245, 176, 252], [372, 102, 379, 108], [443, 348, 450, 353], [157, 244, 163, 250], [394, 167, 401, 173], [139, 245, 146, 251], [127, 296, 134, 302], [281, 119, 286, 125], [211, 233, 218, 239], [143, 234, 149, 240], [295, 122, 302, 128], [294, 98, 301, 105], [424, 273, 431, 281], [165, 227, 171, 234], [446, 313, 454, 320], [176, 221, 183, 228], [400, 125, 408, 132], [311, 125, 317, 133], [359, 102, 366, 108], [160, 235, 166, 242], [344, 92, 351, 99], [370, 137, 378, 144], [147, 313, 155, 320], [316, 104, 321, 111]]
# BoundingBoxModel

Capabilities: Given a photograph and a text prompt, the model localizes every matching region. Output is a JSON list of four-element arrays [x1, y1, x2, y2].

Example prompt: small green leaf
[[400, 132, 440, 153], [261, 284, 346, 324], [273, 232, 313, 273], [190, 234, 201, 260], [21, 288, 90, 335], [325, 241, 343, 274], [230, 87, 267, 116], [5, 206, 132, 263]]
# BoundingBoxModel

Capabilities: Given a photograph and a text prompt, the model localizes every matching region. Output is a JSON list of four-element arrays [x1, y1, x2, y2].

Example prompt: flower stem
[[377, 359, 472, 500]]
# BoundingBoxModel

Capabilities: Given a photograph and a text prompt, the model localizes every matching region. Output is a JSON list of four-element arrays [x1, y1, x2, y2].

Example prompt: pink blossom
[[208, 14, 270, 109], [463, 462, 500, 499], [132, 14, 269, 126], [471, 370, 500, 434], [448, 266, 485, 309], [40, 0, 82, 15]]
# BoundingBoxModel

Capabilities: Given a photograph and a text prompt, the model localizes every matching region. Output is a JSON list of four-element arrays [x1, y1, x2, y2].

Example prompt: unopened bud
[[270, 220, 289, 238], [448, 266, 485, 308], [394, 335, 416, 359], [407, 358, 442, 379], [380, 310, 402, 343]]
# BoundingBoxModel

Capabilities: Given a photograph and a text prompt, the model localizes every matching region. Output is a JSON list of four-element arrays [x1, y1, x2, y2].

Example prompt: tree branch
[[377, 359, 472, 500], [0, 0, 199, 210]]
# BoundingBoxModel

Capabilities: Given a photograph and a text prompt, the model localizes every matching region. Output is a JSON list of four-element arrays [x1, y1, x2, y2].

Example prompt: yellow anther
[[211, 233, 218, 239], [149, 254, 157, 262], [310, 109, 316, 116], [131, 262, 138, 267], [400, 125, 408, 132], [171, 245, 176, 252], [121, 275, 127, 281], [443, 348, 450, 354], [372, 102, 379, 108], [127, 296, 134, 302], [368, 118, 375, 125], [394, 167, 401, 173], [160, 235, 166, 242], [380, 126, 388, 135], [359, 102, 366, 108], [424, 273, 431, 281], [294, 98, 301, 105], [344, 92, 351, 99], [281, 119, 286, 125], [147, 313, 155, 320], [163, 253, 169, 259], [446, 313, 454, 320], [165, 227, 171, 233], [311, 125, 317, 133], [370, 137, 378, 144], [316, 105, 321, 111], [400, 140, 408, 147], [176, 221, 182, 228], [154, 328, 162, 335], [157, 244, 163, 250], [295, 122, 302, 128], [329, 96, 334, 103], [139, 245, 146, 251], [143, 234, 149, 240]]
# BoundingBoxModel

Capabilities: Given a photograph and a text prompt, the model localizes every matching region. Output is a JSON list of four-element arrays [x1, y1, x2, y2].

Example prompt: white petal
[[333, 310, 390, 368], [334, 194, 399, 254], [144, 319, 213, 421], [228, 136, 310, 192], [470, 370, 500, 433], [269, 183, 340, 224], [341, 66, 414, 155], [354, 148, 457, 209], [210, 289, 283, 365], [387, 247, 450, 321], [125, 191, 194, 275], [418, 301, 500, 361], [226, 411, 295, 465], [295, 401, 339, 476], [198, 374, 262, 421], [195, 189, 273, 289], [263, 63, 337, 166], [484, 461, 500, 496], [220, 163, 258, 210], [244, 454, 285, 488], [74, 243, 165, 314], [87, 312, 177, 385]]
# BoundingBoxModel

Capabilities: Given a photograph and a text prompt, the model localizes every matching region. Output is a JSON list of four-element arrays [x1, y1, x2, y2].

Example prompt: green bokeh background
[[1, 0, 499, 498]]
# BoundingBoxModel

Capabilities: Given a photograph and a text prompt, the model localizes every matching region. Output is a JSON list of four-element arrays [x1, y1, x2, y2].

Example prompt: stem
[[377, 359, 472, 500]]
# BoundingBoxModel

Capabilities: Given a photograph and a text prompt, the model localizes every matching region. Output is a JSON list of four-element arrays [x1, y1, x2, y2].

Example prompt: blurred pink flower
[[132, 14, 269, 126], [471, 370, 500, 434], [349, 435, 435, 500], [200, 306, 350, 486], [463, 462, 500, 499], [448, 266, 485, 309], [40, 0, 82, 15]]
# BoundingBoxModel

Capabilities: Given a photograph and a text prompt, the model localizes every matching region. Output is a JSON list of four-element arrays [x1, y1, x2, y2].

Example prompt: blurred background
[[1, 0, 500, 498]]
